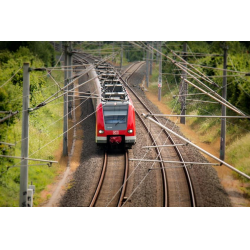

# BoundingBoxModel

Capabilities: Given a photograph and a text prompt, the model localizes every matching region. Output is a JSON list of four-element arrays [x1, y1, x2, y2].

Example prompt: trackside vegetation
[[149, 41, 250, 197], [2, 41, 250, 205], [0, 42, 64, 206]]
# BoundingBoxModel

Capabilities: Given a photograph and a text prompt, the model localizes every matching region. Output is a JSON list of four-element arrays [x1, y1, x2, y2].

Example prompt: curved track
[[121, 61, 196, 207], [73, 53, 196, 207]]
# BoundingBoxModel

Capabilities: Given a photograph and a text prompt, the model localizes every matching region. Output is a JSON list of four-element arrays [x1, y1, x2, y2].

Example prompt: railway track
[[89, 150, 129, 207], [74, 52, 196, 207], [120, 61, 196, 207], [74, 53, 130, 207], [56, 48, 232, 208]]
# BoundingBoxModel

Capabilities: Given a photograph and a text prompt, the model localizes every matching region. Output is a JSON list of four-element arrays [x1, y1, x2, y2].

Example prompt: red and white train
[[88, 63, 136, 148]]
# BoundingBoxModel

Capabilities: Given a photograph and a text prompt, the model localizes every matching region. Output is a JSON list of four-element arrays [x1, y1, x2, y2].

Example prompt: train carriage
[[89, 63, 136, 148]]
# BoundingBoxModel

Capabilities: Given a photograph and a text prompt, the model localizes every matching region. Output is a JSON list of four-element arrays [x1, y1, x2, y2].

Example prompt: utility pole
[[150, 41, 153, 75], [19, 63, 29, 207], [68, 42, 73, 120], [63, 43, 68, 156], [112, 41, 115, 62], [146, 42, 149, 88], [180, 42, 187, 124], [158, 41, 162, 101], [120, 41, 123, 70], [59, 41, 62, 52], [156, 41, 159, 64], [99, 41, 101, 58], [220, 43, 228, 161]]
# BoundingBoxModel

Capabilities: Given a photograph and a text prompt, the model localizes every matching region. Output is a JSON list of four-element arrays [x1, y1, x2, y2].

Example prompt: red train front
[[96, 101, 136, 148], [93, 64, 136, 149]]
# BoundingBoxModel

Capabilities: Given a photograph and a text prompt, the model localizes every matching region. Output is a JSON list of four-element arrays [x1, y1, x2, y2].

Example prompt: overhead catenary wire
[[30, 75, 99, 111], [136, 42, 228, 106], [0, 111, 19, 123], [106, 61, 188, 207], [0, 154, 57, 163], [0, 141, 15, 146], [4, 101, 103, 172], [119, 101, 188, 207], [169, 48, 219, 87], [228, 55, 250, 97], [148, 42, 246, 116], [162, 73, 244, 78], [0, 67, 22, 89], [146, 114, 250, 119], [106, 43, 250, 204], [4, 55, 118, 172], [183, 77, 246, 116], [142, 42, 244, 110], [177, 61, 250, 74], [129, 158, 219, 166], [197, 106, 250, 134], [134, 41, 222, 94], [132, 41, 247, 117], [171, 50, 222, 56], [47, 73, 63, 91], [11, 84, 99, 148], [45, 90, 98, 129], [186, 99, 219, 104], [50, 51, 64, 73], [142, 113, 250, 180], [40, 52, 117, 105]]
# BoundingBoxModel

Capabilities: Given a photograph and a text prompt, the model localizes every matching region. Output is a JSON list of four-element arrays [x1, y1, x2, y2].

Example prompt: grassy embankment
[[148, 61, 250, 197], [0, 71, 63, 207]]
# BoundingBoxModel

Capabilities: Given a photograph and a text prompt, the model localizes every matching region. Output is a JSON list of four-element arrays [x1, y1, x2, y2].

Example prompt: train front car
[[95, 64, 136, 149]]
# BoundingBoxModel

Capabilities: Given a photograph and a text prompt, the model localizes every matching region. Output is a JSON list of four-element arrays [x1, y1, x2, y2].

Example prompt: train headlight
[[99, 130, 104, 134], [128, 129, 133, 134]]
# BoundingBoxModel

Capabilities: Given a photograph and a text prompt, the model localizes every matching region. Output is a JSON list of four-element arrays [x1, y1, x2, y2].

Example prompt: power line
[[0, 111, 19, 123], [142, 114, 250, 180], [178, 61, 250, 74], [0, 67, 22, 89]]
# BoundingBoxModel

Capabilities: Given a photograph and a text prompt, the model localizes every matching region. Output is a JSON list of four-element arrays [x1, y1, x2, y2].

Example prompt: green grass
[[0, 70, 64, 207], [226, 133, 250, 181], [147, 61, 250, 191]]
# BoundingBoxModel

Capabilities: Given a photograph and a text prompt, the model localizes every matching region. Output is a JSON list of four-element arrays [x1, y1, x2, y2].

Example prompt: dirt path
[[145, 91, 250, 207], [40, 80, 84, 207]]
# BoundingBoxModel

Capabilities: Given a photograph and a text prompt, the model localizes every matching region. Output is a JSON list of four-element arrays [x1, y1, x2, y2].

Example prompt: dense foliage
[[2, 41, 250, 205], [156, 41, 250, 183], [0, 41, 55, 67], [0, 42, 63, 206], [162, 41, 250, 117]]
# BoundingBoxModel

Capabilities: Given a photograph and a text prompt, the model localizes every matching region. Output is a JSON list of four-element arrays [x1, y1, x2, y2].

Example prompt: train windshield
[[103, 105, 128, 130]]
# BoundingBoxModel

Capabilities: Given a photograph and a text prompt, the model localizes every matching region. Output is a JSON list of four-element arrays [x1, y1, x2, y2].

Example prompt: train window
[[103, 105, 128, 128], [104, 115, 127, 125], [104, 110, 127, 116], [104, 111, 127, 125]]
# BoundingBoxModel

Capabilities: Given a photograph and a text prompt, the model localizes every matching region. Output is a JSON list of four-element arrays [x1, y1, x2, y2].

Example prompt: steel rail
[[79, 53, 131, 207], [83, 56, 166, 206], [89, 151, 108, 207], [117, 150, 129, 207], [120, 61, 168, 207], [121, 62, 196, 207]]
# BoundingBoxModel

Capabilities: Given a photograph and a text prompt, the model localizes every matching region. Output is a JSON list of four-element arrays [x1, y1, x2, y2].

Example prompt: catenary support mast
[[19, 63, 29, 207]]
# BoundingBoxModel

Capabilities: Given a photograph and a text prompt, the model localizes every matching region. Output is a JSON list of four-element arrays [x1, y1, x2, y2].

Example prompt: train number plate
[[113, 131, 119, 135]]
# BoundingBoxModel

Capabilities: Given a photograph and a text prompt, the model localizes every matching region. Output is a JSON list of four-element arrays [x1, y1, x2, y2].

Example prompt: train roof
[[96, 63, 130, 104]]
